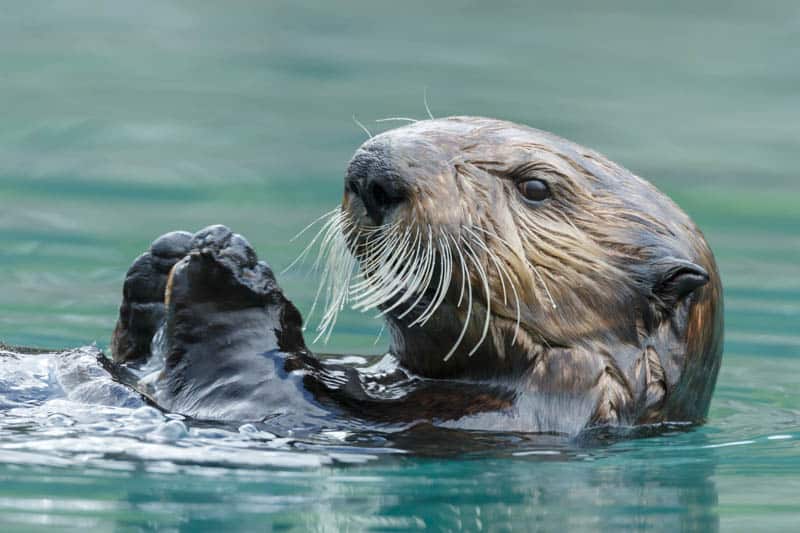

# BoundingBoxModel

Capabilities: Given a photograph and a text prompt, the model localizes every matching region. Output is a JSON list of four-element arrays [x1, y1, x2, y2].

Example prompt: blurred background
[[0, 2, 798, 528]]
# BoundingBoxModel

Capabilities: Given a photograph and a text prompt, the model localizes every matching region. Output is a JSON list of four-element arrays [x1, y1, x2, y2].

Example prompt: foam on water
[[0, 348, 388, 471]]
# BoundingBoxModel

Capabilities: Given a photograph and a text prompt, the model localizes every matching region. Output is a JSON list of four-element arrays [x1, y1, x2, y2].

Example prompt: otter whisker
[[352, 115, 373, 139], [308, 217, 356, 334], [304, 211, 395, 343], [375, 117, 418, 123], [463, 226, 506, 305], [363, 226, 423, 314], [410, 232, 445, 325], [461, 235, 492, 357], [311, 216, 356, 319], [282, 207, 343, 275], [351, 223, 404, 286], [289, 206, 341, 243], [299, 213, 348, 299], [311, 210, 350, 272], [355, 225, 413, 292], [410, 233, 450, 326], [397, 225, 437, 320], [423, 87, 435, 120], [463, 225, 522, 346], [381, 224, 434, 318], [315, 226, 361, 343], [489, 249, 522, 346], [372, 231, 422, 315], [354, 221, 399, 269], [373, 323, 386, 345], [497, 255, 522, 346], [444, 233, 472, 362], [297, 218, 343, 330], [365, 228, 423, 312], [350, 223, 402, 289], [473, 225, 557, 310], [530, 260, 558, 310], [456, 238, 467, 309], [351, 226, 415, 308]]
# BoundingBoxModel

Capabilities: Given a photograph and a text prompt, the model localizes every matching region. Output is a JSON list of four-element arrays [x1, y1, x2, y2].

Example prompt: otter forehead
[[345, 116, 689, 231], [348, 116, 637, 194], [351, 116, 576, 164]]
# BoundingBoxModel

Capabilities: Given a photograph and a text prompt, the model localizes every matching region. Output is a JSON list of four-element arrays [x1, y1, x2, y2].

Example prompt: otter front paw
[[163, 224, 306, 361], [111, 231, 192, 364]]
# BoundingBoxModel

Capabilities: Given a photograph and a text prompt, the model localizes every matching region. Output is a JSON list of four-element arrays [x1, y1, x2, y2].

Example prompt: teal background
[[0, 1, 798, 530]]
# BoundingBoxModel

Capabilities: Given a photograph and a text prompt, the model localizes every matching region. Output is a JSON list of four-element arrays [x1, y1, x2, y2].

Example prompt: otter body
[[14, 117, 724, 436]]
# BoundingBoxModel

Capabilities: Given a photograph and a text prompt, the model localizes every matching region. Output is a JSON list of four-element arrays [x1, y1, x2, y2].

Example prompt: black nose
[[346, 153, 408, 226]]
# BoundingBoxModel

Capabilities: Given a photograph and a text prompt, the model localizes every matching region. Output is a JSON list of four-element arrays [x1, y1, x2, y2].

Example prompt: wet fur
[[314, 117, 723, 427]]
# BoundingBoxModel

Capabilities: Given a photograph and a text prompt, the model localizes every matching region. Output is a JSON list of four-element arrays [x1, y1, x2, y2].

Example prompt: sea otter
[[10, 117, 725, 435]]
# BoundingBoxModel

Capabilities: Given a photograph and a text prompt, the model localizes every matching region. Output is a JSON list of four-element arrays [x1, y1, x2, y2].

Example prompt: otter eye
[[517, 179, 551, 203]]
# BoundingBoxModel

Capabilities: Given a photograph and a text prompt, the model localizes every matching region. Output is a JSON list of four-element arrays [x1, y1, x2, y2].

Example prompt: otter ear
[[651, 257, 709, 308]]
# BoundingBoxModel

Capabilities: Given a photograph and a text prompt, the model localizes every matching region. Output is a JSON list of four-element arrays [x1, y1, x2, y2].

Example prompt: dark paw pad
[[165, 225, 305, 359], [111, 231, 192, 364], [112, 225, 306, 366]]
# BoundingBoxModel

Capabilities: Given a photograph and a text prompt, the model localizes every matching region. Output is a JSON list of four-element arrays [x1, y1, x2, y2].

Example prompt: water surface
[[1, 1, 799, 530]]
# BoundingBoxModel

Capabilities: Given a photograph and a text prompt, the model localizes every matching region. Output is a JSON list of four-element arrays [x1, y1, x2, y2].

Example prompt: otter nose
[[345, 153, 408, 226]]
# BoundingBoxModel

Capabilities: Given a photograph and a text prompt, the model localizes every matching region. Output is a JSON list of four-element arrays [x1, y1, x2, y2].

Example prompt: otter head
[[312, 117, 720, 382]]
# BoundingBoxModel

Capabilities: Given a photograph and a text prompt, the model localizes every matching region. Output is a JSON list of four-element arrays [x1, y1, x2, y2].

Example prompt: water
[[1, 1, 798, 530]]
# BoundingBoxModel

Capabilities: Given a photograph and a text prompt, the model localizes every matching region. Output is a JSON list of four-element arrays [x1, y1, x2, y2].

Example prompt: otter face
[[309, 117, 718, 380]]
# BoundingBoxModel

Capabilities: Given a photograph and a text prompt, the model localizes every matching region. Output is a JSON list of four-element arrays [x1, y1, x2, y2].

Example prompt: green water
[[1, 1, 799, 530]]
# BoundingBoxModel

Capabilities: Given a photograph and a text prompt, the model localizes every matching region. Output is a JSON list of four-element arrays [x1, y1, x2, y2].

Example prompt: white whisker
[[351, 227, 414, 307], [463, 226, 506, 304], [397, 225, 437, 320], [307, 217, 355, 334], [380, 224, 433, 317], [373, 323, 386, 345], [281, 207, 343, 275], [423, 87, 435, 120], [352, 114, 373, 139], [473, 225, 557, 310], [350, 224, 401, 290], [461, 234, 491, 357], [365, 227, 423, 315], [444, 232, 472, 362], [315, 225, 361, 343], [289, 206, 341, 243], [411, 233, 449, 325], [463, 225, 521, 345]]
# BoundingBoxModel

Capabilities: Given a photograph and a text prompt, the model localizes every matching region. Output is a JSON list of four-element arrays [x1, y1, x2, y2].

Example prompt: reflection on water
[[1, 0, 799, 529], [0, 453, 720, 530]]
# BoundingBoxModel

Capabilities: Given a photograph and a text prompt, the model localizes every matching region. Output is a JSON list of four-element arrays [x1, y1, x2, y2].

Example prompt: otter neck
[[384, 311, 539, 381]]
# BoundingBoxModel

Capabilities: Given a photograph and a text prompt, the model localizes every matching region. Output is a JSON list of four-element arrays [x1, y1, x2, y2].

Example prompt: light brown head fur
[[308, 116, 722, 425]]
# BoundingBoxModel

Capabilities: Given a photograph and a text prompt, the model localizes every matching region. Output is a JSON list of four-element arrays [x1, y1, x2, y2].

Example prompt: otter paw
[[163, 225, 306, 362], [111, 231, 192, 364]]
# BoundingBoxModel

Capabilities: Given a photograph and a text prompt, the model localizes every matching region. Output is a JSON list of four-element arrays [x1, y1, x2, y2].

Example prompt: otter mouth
[[287, 206, 526, 362]]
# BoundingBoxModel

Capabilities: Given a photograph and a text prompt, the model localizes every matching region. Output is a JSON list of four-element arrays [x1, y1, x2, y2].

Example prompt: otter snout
[[345, 144, 409, 226]]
